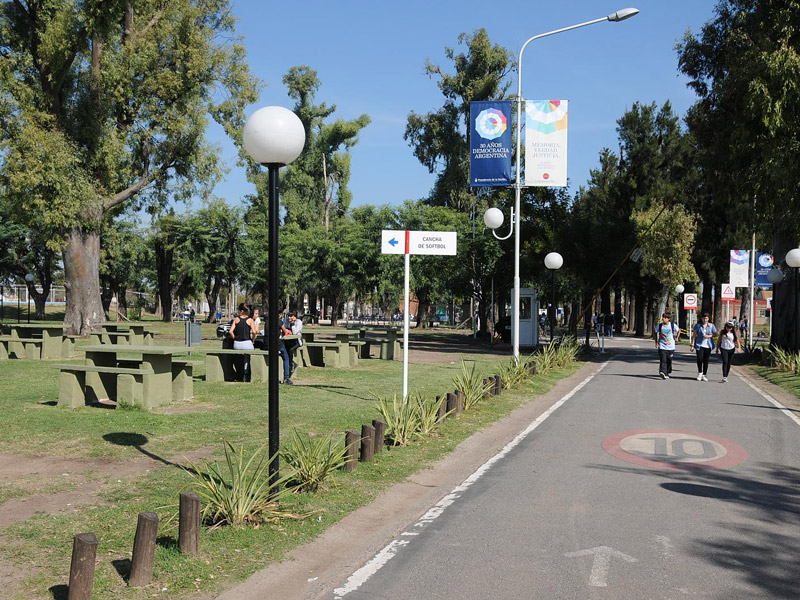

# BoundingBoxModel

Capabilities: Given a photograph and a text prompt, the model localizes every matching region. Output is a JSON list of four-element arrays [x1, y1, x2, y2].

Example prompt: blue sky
[[208, 0, 717, 209]]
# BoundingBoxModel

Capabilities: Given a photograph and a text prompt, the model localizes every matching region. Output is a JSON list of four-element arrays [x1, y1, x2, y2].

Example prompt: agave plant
[[375, 394, 421, 446], [453, 358, 494, 410], [281, 430, 348, 493], [496, 355, 536, 389], [413, 393, 446, 435], [182, 441, 291, 528]]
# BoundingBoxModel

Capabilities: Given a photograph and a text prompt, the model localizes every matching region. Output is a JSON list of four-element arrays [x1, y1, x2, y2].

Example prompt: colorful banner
[[729, 249, 750, 287], [524, 100, 568, 187], [469, 101, 513, 187], [755, 252, 774, 289]]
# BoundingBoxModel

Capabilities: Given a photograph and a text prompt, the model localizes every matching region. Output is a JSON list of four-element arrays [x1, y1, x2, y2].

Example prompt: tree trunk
[[614, 285, 623, 335], [117, 288, 128, 319], [63, 227, 105, 335], [634, 287, 645, 337], [154, 236, 174, 323]]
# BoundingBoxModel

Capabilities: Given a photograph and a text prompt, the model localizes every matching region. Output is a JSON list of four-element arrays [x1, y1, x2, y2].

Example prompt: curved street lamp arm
[[490, 208, 515, 241]]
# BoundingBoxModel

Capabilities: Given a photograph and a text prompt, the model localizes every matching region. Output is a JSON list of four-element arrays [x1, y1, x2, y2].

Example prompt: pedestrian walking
[[690, 312, 717, 381], [654, 312, 680, 379], [604, 312, 614, 338], [739, 317, 748, 339], [229, 303, 258, 382], [285, 311, 303, 377], [717, 321, 742, 382]]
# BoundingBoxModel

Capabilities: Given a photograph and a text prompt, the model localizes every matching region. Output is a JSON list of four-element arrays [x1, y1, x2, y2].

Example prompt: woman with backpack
[[717, 321, 742, 383], [690, 312, 717, 381]]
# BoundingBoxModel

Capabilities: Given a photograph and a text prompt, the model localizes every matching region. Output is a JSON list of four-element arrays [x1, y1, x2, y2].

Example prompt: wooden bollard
[[446, 392, 457, 414], [483, 379, 492, 399], [360, 424, 375, 462], [436, 395, 447, 422], [527, 361, 537, 375], [455, 390, 465, 414], [372, 419, 385, 454], [179, 491, 200, 557], [494, 374, 502, 395], [68, 532, 98, 600], [344, 430, 359, 472], [129, 511, 159, 587]]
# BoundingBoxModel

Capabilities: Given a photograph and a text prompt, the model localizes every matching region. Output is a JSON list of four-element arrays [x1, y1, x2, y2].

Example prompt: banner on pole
[[469, 101, 513, 187], [524, 100, 568, 187], [755, 252, 774, 289], [729, 250, 750, 287]]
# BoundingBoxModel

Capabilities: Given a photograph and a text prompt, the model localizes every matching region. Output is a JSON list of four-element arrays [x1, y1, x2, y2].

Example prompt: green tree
[[677, 0, 800, 346], [99, 217, 149, 318], [405, 29, 512, 211], [0, 1, 257, 334]]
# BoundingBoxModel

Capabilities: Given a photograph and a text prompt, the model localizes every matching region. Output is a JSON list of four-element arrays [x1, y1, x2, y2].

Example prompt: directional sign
[[720, 283, 736, 301], [381, 230, 457, 255], [683, 293, 698, 310]]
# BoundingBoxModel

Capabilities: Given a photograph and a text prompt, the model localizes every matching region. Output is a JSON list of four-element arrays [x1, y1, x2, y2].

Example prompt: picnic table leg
[[41, 330, 62, 359], [172, 364, 193, 401], [84, 352, 115, 402], [58, 370, 86, 408], [205, 354, 224, 382], [0, 341, 8, 360], [250, 354, 268, 382], [142, 354, 171, 408]]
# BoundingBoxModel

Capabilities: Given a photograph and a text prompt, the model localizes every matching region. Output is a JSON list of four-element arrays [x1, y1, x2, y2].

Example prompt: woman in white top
[[716, 321, 742, 382], [690, 313, 716, 381]]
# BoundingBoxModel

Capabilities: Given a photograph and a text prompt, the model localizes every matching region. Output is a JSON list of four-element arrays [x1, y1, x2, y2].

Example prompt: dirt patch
[[157, 402, 218, 415], [0, 447, 215, 529]]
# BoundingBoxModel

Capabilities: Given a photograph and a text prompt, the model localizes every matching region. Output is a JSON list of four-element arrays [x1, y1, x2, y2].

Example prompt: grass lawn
[[0, 318, 582, 599], [751, 365, 800, 399]]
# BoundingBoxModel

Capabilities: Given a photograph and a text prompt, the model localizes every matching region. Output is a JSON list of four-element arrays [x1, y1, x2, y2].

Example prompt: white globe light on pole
[[482, 7, 638, 361], [785, 248, 800, 351], [545, 252, 563, 342], [674, 284, 684, 328], [243, 106, 305, 489], [483, 207, 505, 231]]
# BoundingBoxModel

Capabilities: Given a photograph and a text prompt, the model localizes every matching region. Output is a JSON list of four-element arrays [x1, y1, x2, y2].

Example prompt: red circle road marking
[[602, 428, 747, 471]]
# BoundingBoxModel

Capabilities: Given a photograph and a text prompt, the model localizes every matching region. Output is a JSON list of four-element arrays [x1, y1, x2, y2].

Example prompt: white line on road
[[738, 374, 800, 428], [564, 546, 638, 587], [332, 360, 612, 599]]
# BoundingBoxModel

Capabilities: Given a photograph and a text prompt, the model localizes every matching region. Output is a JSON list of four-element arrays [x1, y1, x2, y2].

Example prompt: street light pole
[[25, 273, 33, 323], [767, 267, 784, 346], [485, 7, 639, 362], [544, 252, 563, 343], [786, 248, 800, 352], [674, 284, 684, 330], [243, 106, 305, 489]]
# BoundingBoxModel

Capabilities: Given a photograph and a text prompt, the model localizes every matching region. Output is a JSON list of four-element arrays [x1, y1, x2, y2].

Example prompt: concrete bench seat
[[117, 358, 194, 401], [0, 336, 44, 360], [303, 341, 345, 368], [50, 364, 154, 408], [205, 349, 270, 382], [62, 334, 81, 358], [360, 337, 402, 360]]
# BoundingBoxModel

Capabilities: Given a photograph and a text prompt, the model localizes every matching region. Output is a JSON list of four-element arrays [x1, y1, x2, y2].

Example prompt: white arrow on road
[[565, 546, 638, 587]]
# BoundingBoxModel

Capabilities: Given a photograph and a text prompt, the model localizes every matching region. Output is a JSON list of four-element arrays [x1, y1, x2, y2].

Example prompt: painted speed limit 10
[[602, 429, 747, 470]]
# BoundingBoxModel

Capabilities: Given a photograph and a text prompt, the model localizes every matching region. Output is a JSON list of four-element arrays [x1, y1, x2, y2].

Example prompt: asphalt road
[[328, 339, 800, 599]]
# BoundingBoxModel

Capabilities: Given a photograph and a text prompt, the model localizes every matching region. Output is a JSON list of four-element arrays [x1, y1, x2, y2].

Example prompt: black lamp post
[[544, 252, 563, 343], [243, 106, 305, 488], [786, 248, 800, 352]]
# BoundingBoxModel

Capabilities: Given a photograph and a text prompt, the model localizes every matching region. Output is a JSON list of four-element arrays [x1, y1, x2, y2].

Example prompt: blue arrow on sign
[[389, 238, 398, 247]]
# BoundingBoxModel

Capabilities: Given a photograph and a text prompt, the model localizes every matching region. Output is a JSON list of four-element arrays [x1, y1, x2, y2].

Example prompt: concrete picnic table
[[6, 323, 66, 359], [80, 344, 190, 407], [100, 323, 153, 345]]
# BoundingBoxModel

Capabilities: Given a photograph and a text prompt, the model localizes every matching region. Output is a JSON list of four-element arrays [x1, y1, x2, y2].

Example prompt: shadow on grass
[[48, 584, 68, 599], [102, 432, 198, 474], [302, 384, 371, 401], [111, 558, 131, 581]]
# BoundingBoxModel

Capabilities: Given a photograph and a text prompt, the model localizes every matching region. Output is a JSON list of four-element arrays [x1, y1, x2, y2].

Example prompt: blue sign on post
[[756, 252, 774, 288], [469, 101, 513, 187]]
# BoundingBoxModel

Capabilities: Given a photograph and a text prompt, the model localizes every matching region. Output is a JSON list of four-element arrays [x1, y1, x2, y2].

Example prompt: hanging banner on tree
[[729, 249, 750, 287], [524, 100, 568, 187], [469, 101, 513, 187], [755, 252, 774, 289]]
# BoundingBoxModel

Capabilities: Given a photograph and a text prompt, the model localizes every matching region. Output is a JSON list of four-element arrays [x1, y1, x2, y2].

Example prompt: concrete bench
[[205, 349, 271, 382], [361, 337, 402, 360], [0, 336, 44, 359], [51, 364, 154, 408], [105, 330, 132, 345], [117, 359, 194, 402], [62, 335, 81, 358], [347, 340, 366, 367], [303, 341, 346, 368]]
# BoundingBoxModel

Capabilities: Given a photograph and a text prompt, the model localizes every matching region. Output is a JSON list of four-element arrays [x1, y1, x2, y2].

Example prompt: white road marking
[[565, 545, 638, 587], [738, 374, 800, 427], [332, 360, 611, 598], [655, 535, 676, 558]]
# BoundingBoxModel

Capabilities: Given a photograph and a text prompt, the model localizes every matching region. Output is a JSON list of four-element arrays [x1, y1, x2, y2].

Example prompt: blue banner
[[469, 101, 513, 187], [756, 252, 774, 288]]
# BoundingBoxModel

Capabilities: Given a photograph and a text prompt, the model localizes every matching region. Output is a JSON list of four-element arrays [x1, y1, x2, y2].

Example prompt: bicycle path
[[326, 339, 800, 599]]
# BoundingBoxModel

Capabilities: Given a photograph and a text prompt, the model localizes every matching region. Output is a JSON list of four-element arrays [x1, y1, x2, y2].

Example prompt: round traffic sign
[[602, 428, 747, 471], [683, 293, 698, 310]]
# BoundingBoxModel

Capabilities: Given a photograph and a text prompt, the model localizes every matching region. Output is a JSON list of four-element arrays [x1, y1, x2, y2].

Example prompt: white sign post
[[381, 230, 457, 399], [683, 293, 698, 332]]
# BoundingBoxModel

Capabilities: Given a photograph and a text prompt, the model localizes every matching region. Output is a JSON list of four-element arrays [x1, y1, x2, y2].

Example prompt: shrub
[[182, 441, 291, 528], [766, 345, 800, 375], [496, 355, 535, 389], [453, 358, 494, 410], [281, 430, 348, 493], [413, 393, 445, 435], [376, 394, 421, 446]]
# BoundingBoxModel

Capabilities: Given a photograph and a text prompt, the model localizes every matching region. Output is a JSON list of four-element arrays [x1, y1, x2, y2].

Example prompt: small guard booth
[[514, 288, 539, 348]]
